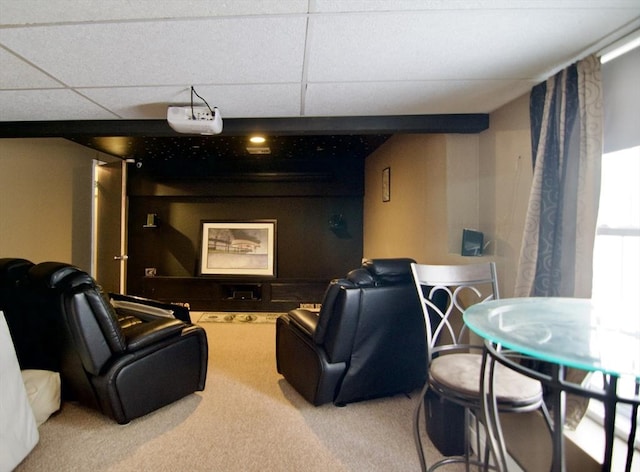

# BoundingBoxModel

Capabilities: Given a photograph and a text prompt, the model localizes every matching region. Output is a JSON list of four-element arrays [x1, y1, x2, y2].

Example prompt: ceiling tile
[[0, 89, 117, 121], [312, 0, 640, 13], [304, 79, 538, 115], [306, 9, 639, 82], [0, 48, 64, 89], [80, 83, 302, 119], [0, 16, 307, 87], [0, 0, 309, 25]]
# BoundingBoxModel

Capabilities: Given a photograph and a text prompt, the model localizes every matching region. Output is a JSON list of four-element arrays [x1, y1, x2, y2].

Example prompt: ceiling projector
[[167, 106, 223, 135]]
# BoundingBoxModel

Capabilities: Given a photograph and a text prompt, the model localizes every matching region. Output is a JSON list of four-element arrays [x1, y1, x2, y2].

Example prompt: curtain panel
[[515, 54, 602, 429], [515, 54, 603, 299]]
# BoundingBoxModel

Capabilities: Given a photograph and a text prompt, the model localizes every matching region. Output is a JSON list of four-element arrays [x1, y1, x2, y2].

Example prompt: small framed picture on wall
[[382, 167, 391, 202]]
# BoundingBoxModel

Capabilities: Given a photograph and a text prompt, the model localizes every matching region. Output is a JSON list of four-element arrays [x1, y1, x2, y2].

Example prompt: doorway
[[92, 159, 127, 294]]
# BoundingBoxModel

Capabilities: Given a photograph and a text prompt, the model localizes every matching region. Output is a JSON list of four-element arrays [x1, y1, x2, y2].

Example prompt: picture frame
[[199, 220, 277, 276], [382, 167, 391, 202]]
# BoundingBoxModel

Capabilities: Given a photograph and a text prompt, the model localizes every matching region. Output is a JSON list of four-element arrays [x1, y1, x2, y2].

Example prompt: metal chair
[[410, 262, 550, 471]]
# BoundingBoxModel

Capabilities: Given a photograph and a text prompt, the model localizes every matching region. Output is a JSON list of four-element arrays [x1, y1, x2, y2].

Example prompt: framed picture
[[382, 167, 391, 202], [199, 220, 277, 276]]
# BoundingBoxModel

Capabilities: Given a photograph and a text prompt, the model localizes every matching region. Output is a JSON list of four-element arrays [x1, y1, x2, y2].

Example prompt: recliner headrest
[[59, 270, 96, 290], [28, 262, 85, 289], [362, 258, 416, 284], [0, 258, 34, 285], [346, 268, 375, 287]]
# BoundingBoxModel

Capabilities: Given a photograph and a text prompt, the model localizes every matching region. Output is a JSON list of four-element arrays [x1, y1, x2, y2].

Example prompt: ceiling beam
[[0, 114, 488, 138]]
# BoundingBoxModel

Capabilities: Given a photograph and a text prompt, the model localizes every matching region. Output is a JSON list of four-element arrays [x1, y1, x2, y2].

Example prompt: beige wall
[[0, 138, 97, 269], [478, 93, 534, 297], [364, 134, 445, 262], [364, 133, 483, 264], [364, 93, 534, 298]]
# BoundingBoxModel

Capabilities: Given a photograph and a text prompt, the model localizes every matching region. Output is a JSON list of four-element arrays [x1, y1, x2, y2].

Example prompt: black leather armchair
[[0, 257, 40, 369], [25, 262, 208, 424], [276, 258, 426, 406]]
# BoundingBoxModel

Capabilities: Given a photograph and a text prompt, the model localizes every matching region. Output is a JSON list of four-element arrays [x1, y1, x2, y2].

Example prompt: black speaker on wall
[[461, 228, 484, 256]]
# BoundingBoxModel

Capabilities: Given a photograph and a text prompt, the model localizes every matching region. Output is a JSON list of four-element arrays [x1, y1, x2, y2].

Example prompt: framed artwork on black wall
[[199, 220, 277, 276]]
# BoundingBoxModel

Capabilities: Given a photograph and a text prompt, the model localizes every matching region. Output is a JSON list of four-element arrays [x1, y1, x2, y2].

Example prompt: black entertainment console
[[140, 276, 327, 312]]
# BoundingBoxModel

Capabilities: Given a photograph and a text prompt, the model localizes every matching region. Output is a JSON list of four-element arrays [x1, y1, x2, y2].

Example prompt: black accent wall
[[125, 157, 365, 296]]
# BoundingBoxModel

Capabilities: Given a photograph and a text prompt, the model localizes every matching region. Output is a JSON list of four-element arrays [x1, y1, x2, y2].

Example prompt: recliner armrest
[[287, 309, 319, 338], [109, 293, 191, 323], [122, 318, 186, 351]]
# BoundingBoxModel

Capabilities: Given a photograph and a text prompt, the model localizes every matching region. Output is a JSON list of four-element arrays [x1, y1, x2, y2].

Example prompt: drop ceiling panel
[[0, 48, 63, 89], [80, 83, 302, 119], [304, 79, 538, 116], [0, 0, 309, 25], [312, 0, 640, 13], [0, 16, 307, 87], [306, 9, 639, 82], [0, 89, 118, 121]]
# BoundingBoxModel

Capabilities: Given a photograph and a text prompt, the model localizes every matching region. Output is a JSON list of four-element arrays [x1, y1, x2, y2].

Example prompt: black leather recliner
[[276, 258, 427, 406], [24, 261, 208, 424], [0, 257, 37, 368]]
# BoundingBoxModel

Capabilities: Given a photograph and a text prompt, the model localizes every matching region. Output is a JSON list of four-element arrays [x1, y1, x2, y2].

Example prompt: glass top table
[[463, 297, 640, 472], [463, 297, 640, 379]]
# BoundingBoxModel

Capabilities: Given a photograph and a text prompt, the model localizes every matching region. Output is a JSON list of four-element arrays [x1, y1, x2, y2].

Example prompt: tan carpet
[[15, 322, 464, 472]]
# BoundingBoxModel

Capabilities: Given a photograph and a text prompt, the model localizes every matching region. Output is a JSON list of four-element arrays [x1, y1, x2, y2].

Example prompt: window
[[588, 145, 640, 449], [592, 145, 640, 318]]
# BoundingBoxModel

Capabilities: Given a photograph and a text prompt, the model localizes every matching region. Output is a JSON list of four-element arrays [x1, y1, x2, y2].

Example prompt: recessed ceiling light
[[249, 136, 266, 144]]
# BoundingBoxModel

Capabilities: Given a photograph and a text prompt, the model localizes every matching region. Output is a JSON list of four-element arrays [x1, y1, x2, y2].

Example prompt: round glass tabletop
[[463, 297, 640, 378]]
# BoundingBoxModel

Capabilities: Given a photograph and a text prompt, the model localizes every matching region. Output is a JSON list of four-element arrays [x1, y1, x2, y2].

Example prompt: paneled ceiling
[[1, 0, 639, 172]]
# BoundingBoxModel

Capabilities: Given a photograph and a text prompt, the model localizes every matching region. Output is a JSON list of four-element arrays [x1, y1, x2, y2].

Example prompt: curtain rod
[[598, 28, 640, 63], [534, 20, 640, 81]]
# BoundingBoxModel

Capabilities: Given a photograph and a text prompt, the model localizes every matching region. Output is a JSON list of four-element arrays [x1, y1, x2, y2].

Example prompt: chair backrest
[[59, 271, 127, 375], [313, 277, 356, 346], [0, 258, 34, 316], [26, 262, 126, 407], [315, 258, 421, 366], [332, 258, 427, 403], [0, 258, 35, 367], [314, 268, 373, 362], [410, 262, 499, 361]]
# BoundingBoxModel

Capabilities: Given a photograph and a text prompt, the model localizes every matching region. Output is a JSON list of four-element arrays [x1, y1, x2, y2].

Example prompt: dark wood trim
[[0, 114, 488, 138]]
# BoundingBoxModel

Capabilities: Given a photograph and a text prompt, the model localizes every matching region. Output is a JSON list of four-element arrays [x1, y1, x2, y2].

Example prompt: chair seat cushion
[[430, 353, 542, 405]]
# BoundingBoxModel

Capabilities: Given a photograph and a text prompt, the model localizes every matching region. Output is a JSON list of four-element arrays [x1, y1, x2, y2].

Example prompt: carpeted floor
[[15, 322, 464, 472]]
